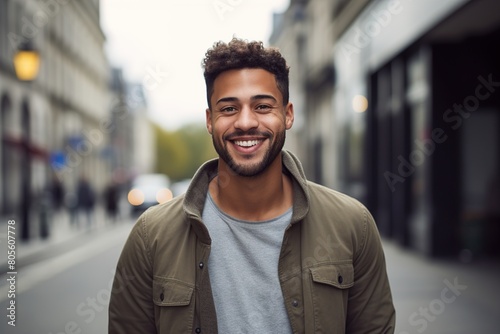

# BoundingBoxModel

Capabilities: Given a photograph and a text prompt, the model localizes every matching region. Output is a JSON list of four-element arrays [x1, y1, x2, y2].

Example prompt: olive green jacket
[[109, 151, 395, 333]]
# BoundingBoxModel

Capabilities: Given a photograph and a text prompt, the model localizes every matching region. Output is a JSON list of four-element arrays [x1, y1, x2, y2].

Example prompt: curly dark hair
[[202, 38, 290, 109]]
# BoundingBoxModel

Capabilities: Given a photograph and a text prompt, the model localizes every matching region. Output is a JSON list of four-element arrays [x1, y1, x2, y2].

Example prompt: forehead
[[212, 68, 280, 100]]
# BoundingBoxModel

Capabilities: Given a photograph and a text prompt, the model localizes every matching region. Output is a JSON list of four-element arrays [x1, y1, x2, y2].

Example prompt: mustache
[[223, 130, 272, 141]]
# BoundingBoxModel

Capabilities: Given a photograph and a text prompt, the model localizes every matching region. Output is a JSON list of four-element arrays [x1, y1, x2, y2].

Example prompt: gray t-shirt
[[202, 192, 293, 334]]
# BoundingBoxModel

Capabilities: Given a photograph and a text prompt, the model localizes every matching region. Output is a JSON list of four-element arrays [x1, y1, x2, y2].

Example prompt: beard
[[212, 128, 286, 177]]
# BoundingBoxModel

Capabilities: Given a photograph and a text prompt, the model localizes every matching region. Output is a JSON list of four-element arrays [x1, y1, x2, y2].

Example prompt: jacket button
[[292, 300, 299, 307], [338, 275, 343, 284], [195, 328, 201, 333], [160, 292, 164, 301], [199, 262, 204, 269]]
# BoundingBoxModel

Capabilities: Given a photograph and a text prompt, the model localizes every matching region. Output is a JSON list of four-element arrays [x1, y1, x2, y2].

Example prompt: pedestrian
[[104, 181, 120, 222], [76, 175, 95, 229], [109, 38, 395, 333], [50, 176, 65, 212]]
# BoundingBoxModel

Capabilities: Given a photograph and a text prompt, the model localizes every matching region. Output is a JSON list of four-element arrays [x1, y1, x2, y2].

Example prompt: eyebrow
[[215, 94, 278, 106]]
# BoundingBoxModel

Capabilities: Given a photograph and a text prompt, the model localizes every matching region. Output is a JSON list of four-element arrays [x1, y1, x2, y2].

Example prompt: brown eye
[[221, 106, 236, 113], [256, 105, 272, 111]]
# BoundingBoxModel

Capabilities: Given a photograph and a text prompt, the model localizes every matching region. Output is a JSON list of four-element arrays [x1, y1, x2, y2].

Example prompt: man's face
[[206, 68, 294, 177]]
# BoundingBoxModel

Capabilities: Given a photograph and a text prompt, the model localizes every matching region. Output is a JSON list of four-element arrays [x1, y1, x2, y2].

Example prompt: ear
[[285, 102, 294, 130], [206, 108, 213, 135]]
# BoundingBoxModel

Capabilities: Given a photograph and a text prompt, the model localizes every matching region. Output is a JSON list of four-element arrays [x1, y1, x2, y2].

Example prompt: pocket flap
[[310, 263, 354, 289], [152, 277, 194, 306]]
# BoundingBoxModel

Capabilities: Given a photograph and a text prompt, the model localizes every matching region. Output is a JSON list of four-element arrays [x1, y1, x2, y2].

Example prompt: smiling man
[[109, 38, 395, 334]]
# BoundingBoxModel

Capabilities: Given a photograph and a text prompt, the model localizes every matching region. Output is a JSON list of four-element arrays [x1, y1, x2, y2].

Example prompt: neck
[[209, 155, 293, 221]]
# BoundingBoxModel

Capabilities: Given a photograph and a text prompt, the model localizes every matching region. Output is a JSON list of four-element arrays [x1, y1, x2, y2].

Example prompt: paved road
[[0, 221, 133, 334]]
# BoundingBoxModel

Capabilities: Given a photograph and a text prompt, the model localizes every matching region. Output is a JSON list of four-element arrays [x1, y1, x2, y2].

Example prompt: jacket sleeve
[[109, 214, 156, 333], [346, 207, 396, 333]]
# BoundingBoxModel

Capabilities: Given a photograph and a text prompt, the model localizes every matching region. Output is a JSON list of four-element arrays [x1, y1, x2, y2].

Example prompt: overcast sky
[[101, 0, 290, 130]]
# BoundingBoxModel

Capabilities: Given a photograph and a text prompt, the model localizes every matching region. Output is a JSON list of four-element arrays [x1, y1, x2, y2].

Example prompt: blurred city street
[[1, 0, 499, 333], [0, 206, 135, 333]]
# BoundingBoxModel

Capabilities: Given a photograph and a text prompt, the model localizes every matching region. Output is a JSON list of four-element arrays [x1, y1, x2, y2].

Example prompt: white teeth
[[234, 140, 260, 147]]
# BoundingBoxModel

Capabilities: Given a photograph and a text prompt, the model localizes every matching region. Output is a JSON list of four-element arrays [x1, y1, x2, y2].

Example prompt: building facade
[[271, 0, 500, 258], [109, 69, 156, 185], [269, 1, 308, 162], [0, 0, 111, 237]]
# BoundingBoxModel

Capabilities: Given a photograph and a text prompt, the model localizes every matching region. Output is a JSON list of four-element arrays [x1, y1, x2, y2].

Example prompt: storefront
[[333, 0, 500, 257]]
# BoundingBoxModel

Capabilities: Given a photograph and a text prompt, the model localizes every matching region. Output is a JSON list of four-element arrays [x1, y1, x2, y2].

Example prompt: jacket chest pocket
[[153, 277, 195, 333], [309, 263, 354, 333]]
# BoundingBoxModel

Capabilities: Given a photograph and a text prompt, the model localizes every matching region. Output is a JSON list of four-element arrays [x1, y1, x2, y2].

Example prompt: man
[[109, 38, 395, 333]]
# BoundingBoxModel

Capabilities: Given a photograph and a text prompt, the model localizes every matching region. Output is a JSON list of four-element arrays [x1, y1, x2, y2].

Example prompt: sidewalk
[[0, 205, 131, 274], [383, 239, 500, 334]]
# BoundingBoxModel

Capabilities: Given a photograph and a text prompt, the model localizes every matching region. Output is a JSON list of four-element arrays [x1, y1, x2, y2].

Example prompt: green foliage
[[154, 123, 217, 181]]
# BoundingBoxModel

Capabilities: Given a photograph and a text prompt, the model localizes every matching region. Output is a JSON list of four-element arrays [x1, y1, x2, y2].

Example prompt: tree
[[154, 123, 216, 181]]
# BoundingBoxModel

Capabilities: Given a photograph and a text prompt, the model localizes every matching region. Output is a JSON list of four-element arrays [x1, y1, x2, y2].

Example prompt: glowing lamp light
[[352, 95, 368, 113], [13, 43, 41, 81], [128, 189, 145, 206], [156, 188, 173, 204]]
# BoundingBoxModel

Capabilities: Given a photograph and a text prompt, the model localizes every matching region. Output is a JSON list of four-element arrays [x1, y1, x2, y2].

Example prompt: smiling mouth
[[233, 140, 263, 147]]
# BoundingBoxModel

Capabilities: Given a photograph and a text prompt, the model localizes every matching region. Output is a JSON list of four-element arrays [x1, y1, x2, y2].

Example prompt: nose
[[234, 105, 258, 131]]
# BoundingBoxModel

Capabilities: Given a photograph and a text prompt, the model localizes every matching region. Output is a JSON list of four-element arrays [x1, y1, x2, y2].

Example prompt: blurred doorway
[[460, 108, 500, 257]]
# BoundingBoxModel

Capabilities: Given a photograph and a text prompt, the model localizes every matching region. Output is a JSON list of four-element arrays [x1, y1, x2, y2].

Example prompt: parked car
[[127, 173, 172, 214]]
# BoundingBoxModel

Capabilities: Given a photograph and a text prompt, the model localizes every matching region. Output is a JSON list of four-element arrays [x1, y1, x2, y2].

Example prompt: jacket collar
[[183, 150, 310, 242]]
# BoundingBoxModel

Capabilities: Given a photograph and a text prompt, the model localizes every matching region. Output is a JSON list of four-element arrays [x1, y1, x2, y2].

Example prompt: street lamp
[[13, 40, 40, 240], [13, 41, 41, 81]]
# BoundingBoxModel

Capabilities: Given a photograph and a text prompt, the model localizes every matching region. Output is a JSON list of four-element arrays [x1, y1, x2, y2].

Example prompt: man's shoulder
[[136, 194, 188, 234], [303, 181, 375, 258]]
